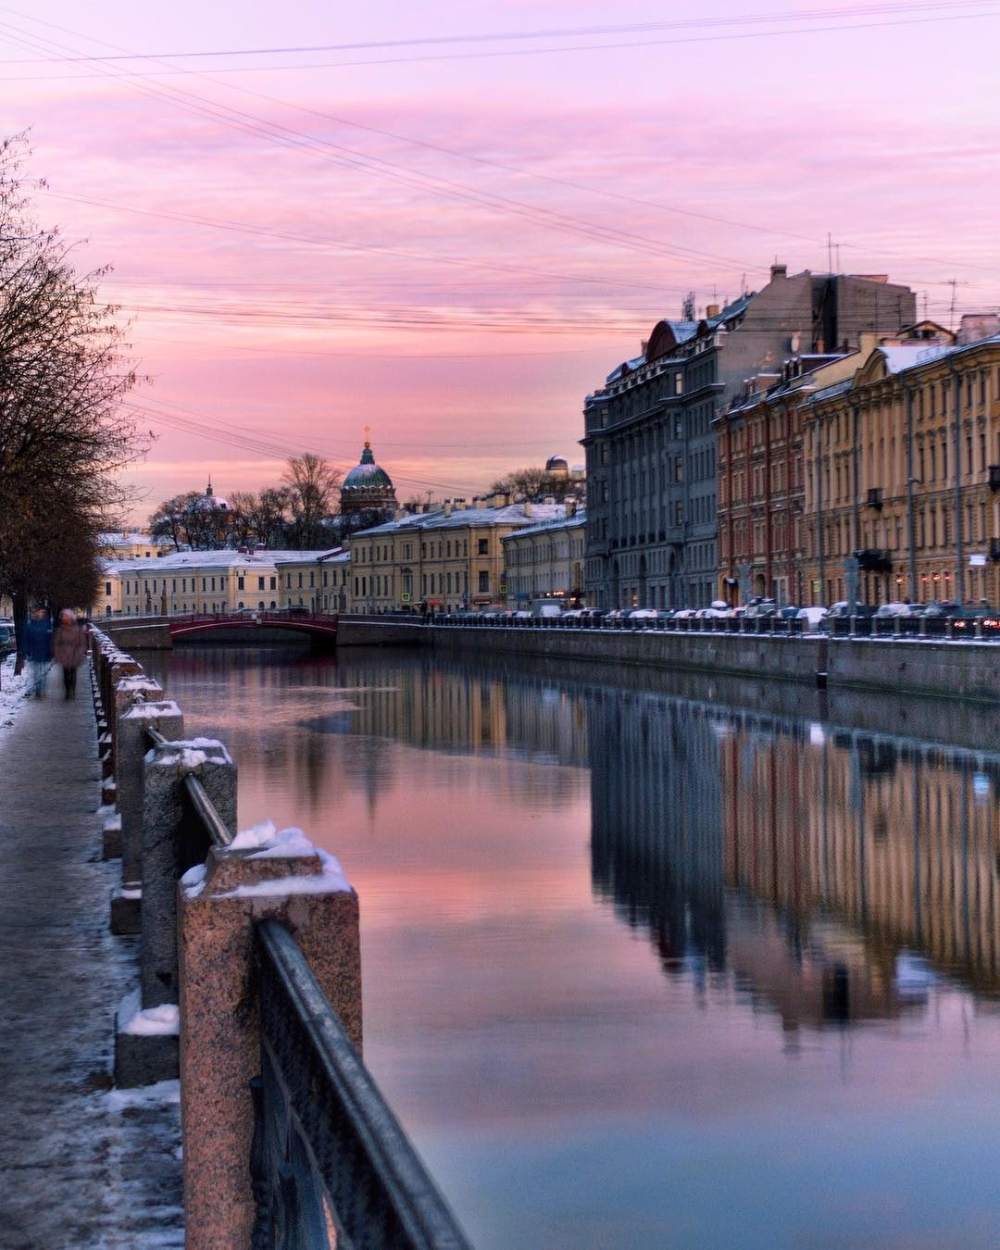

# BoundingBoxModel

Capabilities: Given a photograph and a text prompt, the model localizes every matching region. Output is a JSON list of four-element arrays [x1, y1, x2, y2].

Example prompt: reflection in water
[[151, 645, 1000, 1248]]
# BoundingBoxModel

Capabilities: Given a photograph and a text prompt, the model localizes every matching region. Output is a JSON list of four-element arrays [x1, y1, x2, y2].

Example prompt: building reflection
[[159, 645, 999, 1021], [721, 724, 1000, 1000], [590, 689, 1000, 1029]]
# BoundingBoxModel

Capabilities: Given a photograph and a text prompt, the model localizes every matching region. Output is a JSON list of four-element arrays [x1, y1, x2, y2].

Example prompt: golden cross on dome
[[364, 423, 371, 449]]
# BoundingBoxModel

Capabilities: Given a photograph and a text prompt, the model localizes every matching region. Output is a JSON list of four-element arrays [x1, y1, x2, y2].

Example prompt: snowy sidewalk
[[0, 663, 183, 1248]]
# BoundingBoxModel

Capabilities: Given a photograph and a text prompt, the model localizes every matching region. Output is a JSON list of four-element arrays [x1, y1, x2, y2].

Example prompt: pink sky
[[4, 0, 1000, 522]]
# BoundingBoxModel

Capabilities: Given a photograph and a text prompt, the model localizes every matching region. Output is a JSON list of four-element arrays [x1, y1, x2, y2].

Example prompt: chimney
[[565, 499, 576, 518], [443, 501, 452, 517], [770, 263, 787, 281], [706, 303, 720, 318], [523, 501, 532, 518], [956, 313, 1000, 345], [474, 496, 487, 509]]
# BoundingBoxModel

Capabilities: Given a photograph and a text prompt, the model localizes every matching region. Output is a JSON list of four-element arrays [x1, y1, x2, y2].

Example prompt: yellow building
[[347, 496, 568, 614], [99, 531, 172, 562], [105, 547, 344, 617], [802, 320, 1000, 605]]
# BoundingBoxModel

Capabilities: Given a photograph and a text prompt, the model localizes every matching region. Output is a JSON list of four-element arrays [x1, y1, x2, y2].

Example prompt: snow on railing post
[[141, 740, 237, 1012], [178, 824, 360, 1249], [115, 740, 237, 1088], [110, 696, 184, 936]]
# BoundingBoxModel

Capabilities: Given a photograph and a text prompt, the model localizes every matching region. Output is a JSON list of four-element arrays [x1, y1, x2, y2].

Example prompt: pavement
[[0, 662, 183, 1248]]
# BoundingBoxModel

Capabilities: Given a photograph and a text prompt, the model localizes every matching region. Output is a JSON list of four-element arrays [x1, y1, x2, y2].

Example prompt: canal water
[[148, 644, 1000, 1248]]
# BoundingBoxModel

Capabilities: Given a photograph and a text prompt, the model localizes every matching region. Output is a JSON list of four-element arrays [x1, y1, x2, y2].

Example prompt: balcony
[[854, 548, 893, 573], [866, 487, 883, 511]]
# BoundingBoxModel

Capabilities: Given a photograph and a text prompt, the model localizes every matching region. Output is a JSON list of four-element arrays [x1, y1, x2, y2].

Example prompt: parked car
[[874, 602, 916, 619], [743, 597, 777, 619], [797, 606, 828, 631], [0, 622, 15, 656], [827, 601, 878, 619]]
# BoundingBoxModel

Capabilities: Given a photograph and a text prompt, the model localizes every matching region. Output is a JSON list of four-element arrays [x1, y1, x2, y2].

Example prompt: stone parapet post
[[179, 829, 361, 1249], [141, 740, 237, 1010], [110, 698, 184, 935]]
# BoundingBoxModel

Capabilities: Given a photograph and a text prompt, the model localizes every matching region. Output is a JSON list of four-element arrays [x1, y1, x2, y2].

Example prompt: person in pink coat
[[53, 609, 87, 699]]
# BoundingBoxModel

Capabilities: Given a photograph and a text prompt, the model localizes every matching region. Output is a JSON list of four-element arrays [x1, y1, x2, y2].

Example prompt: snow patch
[[106, 1079, 181, 1111], [147, 738, 232, 771], [118, 989, 179, 1036], [0, 655, 28, 732], [180, 862, 206, 899], [116, 676, 161, 693], [123, 699, 181, 721], [230, 819, 278, 851]]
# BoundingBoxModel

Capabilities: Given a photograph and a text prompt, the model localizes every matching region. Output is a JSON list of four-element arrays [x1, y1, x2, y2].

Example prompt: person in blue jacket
[[23, 606, 53, 698]]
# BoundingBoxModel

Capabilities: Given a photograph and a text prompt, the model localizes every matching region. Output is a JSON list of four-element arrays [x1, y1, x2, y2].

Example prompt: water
[[149, 644, 1000, 1248]]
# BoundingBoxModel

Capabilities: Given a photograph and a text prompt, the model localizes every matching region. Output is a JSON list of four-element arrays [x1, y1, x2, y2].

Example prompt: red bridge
[[167, 611, 338, 641]]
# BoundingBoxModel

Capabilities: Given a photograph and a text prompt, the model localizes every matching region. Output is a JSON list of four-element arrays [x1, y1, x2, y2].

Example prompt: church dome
[[343, 442, 394, 492], [340, 436, 397, 521], [190, 477, 229, 511]]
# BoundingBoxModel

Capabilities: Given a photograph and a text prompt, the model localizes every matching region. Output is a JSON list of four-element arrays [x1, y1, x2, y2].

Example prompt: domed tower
[[339, 431, 397, 536]]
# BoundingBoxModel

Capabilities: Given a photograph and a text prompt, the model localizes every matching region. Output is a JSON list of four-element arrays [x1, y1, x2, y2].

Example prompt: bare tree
[[282, 454, 341, 549], [251, 487, 291, 548], [225, 491, 258, 548], [488, 467, 574, 502], [0, 135, 146, 656]]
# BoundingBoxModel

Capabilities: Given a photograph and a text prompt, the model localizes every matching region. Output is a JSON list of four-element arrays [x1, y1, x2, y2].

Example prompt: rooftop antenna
[[948, 279, 958, 332], [921, 291, 929, 320], [740, 272, 746, 296], [835, 243, 841, 274], [827, 232, 833, 274]]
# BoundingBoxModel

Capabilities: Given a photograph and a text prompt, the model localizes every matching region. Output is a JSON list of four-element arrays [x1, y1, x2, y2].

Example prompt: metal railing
[[252, 920, 469, 1250], [427, 612, 1000, 641]]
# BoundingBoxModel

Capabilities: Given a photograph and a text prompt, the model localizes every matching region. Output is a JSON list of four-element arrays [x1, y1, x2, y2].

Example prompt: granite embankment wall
[[339, 620, 1000, 704], [102, 618, 173, 650]]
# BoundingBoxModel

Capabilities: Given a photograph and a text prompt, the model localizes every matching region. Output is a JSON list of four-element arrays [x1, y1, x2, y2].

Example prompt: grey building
[[582, 267, 916, 608]]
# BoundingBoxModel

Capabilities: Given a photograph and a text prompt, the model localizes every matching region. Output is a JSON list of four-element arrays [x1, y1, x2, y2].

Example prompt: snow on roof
[[350, 502, 568, 538], [115, 548, 329, 573], [501, 510, 587, 541]]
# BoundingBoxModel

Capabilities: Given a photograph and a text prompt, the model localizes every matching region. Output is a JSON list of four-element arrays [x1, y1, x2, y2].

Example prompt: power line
[[1, 1, 996, 77], [1, 2, 990, 63], [0, 12, 762, 276]]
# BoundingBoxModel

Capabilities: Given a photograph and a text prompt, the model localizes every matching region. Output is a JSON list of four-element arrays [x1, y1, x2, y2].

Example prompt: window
[[258, 576, 265, 590], [270, 576, 276, 590], [478, 570, 489, 593], [477, 538, 488, 555], [105, 581, 112, 596]]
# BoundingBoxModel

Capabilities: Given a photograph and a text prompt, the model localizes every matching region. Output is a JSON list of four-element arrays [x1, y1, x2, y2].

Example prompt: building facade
[[501, 505, 586, 608], [715, 337, 882, 605], [103, 547, 346, 617], [347, 497, 567, 614], [582, 268, 916, 609], [802, 320, 1000, 606]]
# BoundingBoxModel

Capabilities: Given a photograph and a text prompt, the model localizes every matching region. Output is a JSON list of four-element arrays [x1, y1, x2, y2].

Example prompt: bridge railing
[[87, 626, 468, 1249]]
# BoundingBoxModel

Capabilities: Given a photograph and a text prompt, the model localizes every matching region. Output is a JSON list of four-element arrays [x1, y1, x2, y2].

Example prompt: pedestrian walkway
[[0, 663, 182, 1248]]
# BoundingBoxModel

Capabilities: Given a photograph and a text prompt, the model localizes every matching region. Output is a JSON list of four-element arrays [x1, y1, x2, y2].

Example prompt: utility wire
[[1, 2, 991, 63]]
